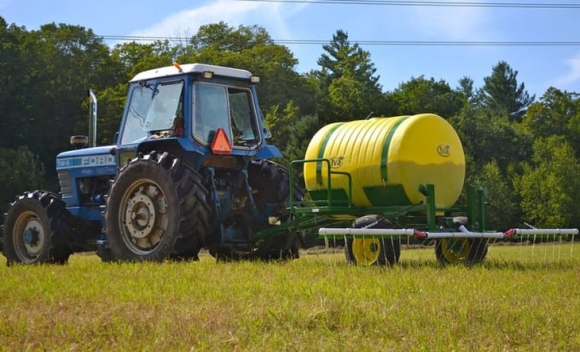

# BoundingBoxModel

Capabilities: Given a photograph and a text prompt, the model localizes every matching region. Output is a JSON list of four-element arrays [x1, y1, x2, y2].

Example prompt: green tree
[[313, 30, 384, 124], [451, 108, 534, 176], [0, 18, 30, 150], [514, 136, 580, 228], [473, 160, 521, 230], [264, 101, 300, 150], [451, 106, 529, 230], [94, 85, 129, 145], [523, 87, 580, 156], [279, 114, 320, 171], [481, 61, 534, 122], [112, 40, 178, 81], [0, 146, 45, 216], [386, 76, 465, 118], [457, 76, 474, 101], [17, 23, 116, 187]]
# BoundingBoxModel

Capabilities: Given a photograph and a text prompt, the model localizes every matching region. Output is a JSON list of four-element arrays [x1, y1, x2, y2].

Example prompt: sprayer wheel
[[435, 216, 488, 265], [345, 215, 400, 266]]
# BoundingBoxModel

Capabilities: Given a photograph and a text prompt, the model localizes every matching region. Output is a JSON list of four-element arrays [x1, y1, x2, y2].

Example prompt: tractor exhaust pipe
[[88, 89, 97, 148], [69, 90, 97, 150]]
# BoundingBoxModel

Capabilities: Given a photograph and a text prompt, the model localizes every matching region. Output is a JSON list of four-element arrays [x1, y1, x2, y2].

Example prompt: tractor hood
[[56, 145, 116, 172]]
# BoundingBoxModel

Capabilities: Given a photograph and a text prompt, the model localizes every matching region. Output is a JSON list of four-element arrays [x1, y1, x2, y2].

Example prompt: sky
[[1, 0, 580, 98]]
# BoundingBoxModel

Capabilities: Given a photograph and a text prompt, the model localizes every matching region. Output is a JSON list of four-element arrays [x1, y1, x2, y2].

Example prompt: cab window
[[121, 81, 184, 145], [193, 83, 259, 147]]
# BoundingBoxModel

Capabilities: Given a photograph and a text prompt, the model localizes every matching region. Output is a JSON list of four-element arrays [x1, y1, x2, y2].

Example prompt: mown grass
[[1, 243, 579, 351]]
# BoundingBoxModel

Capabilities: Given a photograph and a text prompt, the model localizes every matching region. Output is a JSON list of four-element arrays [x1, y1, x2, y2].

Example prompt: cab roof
[[129, 63, 253, 82]]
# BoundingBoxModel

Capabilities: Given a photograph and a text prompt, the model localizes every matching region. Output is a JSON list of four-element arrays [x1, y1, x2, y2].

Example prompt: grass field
[[1, 243, 580, 351]]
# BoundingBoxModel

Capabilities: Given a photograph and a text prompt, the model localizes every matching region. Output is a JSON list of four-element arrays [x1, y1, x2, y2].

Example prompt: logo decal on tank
[[437, 145, 450, 157], [329, 156, 344, 168]]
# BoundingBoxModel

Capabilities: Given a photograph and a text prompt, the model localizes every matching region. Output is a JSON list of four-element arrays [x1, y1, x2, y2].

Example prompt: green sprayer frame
[[253, 158, 488, 242]]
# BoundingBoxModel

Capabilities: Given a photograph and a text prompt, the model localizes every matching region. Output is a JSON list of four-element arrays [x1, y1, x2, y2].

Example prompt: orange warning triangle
[[211, 128, 232, 155]]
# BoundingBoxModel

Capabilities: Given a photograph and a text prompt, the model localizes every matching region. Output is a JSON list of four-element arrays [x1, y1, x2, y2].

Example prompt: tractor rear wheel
[[345, 215, 401, 266], [435, 216, 488, 265], [2, 191, 72, 266], [104, 151, 210, 262]]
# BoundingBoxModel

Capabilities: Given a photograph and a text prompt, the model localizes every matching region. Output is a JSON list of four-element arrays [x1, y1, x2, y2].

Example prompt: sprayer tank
[[303, 113, 465, 208]]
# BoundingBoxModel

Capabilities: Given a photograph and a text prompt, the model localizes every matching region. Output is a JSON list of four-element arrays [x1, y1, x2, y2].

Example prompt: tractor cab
[[115, 63, 279, 169]]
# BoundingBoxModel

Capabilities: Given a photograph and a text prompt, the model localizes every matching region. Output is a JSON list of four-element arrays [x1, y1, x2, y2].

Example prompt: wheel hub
[[21, 218, 44, 256], [125, 191, 157, 239], [23, 228, 39, 245], [121, 184, 168, 251], [352, 238, 381, 266], [442, 238, 470, 263]]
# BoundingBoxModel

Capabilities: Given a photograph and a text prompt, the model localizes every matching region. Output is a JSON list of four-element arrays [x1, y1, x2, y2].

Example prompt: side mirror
[[263, 127, 272, 139]]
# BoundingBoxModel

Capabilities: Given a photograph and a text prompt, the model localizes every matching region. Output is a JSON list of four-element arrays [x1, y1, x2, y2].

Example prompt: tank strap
[[380, 116, 410, 182], [316, 123, 344, 185]]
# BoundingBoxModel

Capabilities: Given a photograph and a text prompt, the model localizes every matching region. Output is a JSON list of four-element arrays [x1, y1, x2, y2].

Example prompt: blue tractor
[[2, 63, 303, 265]]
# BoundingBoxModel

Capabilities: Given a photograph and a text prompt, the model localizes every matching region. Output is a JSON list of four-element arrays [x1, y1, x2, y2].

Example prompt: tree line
[[1, 17, 579, 230]]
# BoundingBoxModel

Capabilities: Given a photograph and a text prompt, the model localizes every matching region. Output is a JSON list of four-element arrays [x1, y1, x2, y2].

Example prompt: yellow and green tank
[[303, 113, 465, 209]]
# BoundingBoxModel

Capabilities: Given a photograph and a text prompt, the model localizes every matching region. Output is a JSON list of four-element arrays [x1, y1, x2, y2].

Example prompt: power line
[[233, 0, 580, 9], [100, 35, 580, 46], [270, 40, 580, 46]]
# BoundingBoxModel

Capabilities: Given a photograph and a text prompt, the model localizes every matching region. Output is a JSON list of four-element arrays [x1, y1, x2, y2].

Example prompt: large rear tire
[[104, 151, 210, 262], [345, 215, 401, 266], [435, 216, 488, 265], [2, 191, 72, 266]]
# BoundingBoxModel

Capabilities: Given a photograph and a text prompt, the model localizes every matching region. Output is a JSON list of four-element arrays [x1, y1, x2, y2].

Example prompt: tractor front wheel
[[2, 191, 71, 265]]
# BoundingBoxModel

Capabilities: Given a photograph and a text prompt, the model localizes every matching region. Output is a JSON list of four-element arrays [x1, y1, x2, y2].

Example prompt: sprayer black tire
[[435, 216, 488, 265], [250, 159, 304, 261], [345, 215, 401, 266], [2, 191, 72, 266], [104, 151, 210, 262]]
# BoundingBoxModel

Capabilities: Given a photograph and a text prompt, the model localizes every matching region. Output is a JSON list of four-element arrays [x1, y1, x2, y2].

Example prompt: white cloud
[[552, 53, 580, 89], [128, 0, 306, 42], [410, 6, 491, 40]]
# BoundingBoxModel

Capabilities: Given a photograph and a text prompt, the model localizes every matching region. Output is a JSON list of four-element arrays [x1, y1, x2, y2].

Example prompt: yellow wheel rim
[[352, 238, 381, 266], [441, 238, 470, 264]]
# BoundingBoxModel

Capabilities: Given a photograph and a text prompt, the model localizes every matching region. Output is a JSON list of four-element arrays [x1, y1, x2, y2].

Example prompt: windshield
[[121, 81, 184, 144]]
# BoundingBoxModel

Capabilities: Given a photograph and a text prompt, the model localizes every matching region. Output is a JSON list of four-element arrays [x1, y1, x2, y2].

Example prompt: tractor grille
[[58, 170, 73, 197]]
